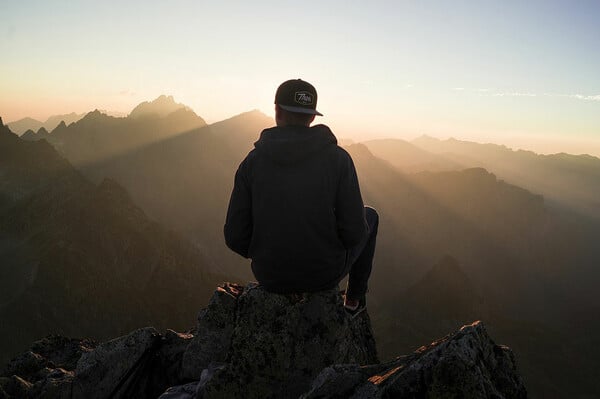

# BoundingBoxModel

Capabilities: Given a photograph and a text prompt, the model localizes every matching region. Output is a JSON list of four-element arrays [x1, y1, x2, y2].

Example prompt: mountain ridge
[[2, 97, 600, 397], [7, 113, 86, 135], [128, 95, 192, 119], [0, 119, 224, 366], [405, 135, 600, 218]]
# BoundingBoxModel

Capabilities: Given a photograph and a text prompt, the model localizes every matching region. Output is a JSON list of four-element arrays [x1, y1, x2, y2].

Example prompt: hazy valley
[[3, 96, 600, 398]]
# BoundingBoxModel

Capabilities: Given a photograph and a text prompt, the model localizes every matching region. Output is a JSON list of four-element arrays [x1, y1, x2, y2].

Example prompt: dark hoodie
[[224, 124, 367, 293]]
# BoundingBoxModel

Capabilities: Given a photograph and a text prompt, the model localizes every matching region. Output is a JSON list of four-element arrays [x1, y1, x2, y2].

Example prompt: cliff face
[[0, 283, 526, 399]]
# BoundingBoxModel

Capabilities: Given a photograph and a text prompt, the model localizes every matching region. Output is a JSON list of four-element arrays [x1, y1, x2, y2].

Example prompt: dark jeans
[[343, 206, 379, 300]]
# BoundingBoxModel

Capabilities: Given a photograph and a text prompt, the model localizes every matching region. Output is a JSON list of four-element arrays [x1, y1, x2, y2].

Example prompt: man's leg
[[344, 206, 379, 305]]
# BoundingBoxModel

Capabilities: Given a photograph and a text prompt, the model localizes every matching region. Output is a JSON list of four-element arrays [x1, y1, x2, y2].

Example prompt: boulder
[[180, 283, 241, 380], [199, 282, 378, 399], [72, 327, 161, 398], [72, 326, 192, 399], [0, 327, 192, 399], [301, 321, 527, 398], [0, 335, 95, 398]]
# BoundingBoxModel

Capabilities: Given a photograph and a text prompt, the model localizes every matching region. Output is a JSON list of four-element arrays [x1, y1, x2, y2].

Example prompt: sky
[[1, 0, 600, 155]]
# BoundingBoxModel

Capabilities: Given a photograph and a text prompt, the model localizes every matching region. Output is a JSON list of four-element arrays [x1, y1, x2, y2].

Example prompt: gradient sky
[[1, 0, 599, 155]]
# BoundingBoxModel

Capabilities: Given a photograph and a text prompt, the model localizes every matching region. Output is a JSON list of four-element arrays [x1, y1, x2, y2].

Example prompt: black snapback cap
[[274, 79, 323, 116]]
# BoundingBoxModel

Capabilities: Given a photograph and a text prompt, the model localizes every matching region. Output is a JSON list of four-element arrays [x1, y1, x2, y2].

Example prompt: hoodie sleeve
[[335, 151, 368, 249], [224, 157, 253, 258]]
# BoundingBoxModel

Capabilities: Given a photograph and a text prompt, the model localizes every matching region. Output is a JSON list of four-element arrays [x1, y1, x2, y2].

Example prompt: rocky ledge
[[0, 283, 526, 398]]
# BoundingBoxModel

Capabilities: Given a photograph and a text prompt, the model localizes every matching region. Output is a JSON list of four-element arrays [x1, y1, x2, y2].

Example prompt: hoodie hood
[[254, 124, 337, 165]]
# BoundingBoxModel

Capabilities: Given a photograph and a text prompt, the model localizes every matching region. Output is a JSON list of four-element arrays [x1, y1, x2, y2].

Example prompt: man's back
[[224, 123, 367, 293], [225, 78, 376, 307]]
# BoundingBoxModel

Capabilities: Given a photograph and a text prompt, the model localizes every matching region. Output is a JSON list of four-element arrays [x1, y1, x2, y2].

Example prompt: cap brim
[[279, 104, 323, 116]]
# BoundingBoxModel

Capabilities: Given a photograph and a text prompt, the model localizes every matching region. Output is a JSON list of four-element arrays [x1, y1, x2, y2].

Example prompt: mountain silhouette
[[7, 103, 271, 281], [21, 97, 208, 166], [6, 117, 44, 135], [0, 119, 224, 366], [7, 113, 86, 135], [80, 109, 273, 279], [345, 144, 550, 299], [4, 98, 600, 397], [21, 126, 52, 141], [407, 135, 600, 219], [19, 129, 38, 141], [364, 138, 464, 172], [129, 95, 191, 119]]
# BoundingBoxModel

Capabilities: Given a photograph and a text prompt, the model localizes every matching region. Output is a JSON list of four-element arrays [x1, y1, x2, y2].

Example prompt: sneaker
[[343, 295, 366, 318]]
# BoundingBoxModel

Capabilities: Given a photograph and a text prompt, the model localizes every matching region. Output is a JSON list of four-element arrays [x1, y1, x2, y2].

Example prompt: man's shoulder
[[331, 144, 351, 156], [240, 148, 259, 164], [328, 144, 355, 164]]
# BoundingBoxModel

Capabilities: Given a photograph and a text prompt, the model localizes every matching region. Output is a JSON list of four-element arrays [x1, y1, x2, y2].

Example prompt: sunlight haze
[[1, 0, 599, 155], [3, 3, 600, 396]]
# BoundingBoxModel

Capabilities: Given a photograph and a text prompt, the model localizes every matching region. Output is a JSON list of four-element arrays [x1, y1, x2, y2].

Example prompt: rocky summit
[[302, 321, 526, 399], [193, 283, 378, 398], [0, 283, 526, 399]]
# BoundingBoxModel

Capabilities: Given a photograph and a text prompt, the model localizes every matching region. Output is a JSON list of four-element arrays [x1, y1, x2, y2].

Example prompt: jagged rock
[[200, 282, 378, 399], [72, 327, 161, 398], [0, 335, 96, 399], [2, 351, 47, 381], [157, 330, 195, 387], [301, 321, 526, 398], [0, 376, 32, 398], [3, 335, 97, 379], [1, 327, 192, 399], [27, 368, 74, 399], [180, 283, 241, 380], [1, 284, 526, 399]]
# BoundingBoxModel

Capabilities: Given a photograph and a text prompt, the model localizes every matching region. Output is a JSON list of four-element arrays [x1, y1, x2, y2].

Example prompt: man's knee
[[365, 206, 379, 232]]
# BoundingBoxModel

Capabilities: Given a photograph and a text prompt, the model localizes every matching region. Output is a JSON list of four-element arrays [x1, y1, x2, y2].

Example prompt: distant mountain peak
[[156, 94, 174, 102], [86, 109, 103, 117], [8, 114, 83, 135], [0, 117, 15, 137], [36, 127, 49, 135], [49, 120, 70, 136], [80, 109, 111, 122], [129, 95, 192, 119]]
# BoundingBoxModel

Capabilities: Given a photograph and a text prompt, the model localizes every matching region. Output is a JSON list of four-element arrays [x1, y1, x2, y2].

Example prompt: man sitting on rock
[[224, 78, 378, 314]]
